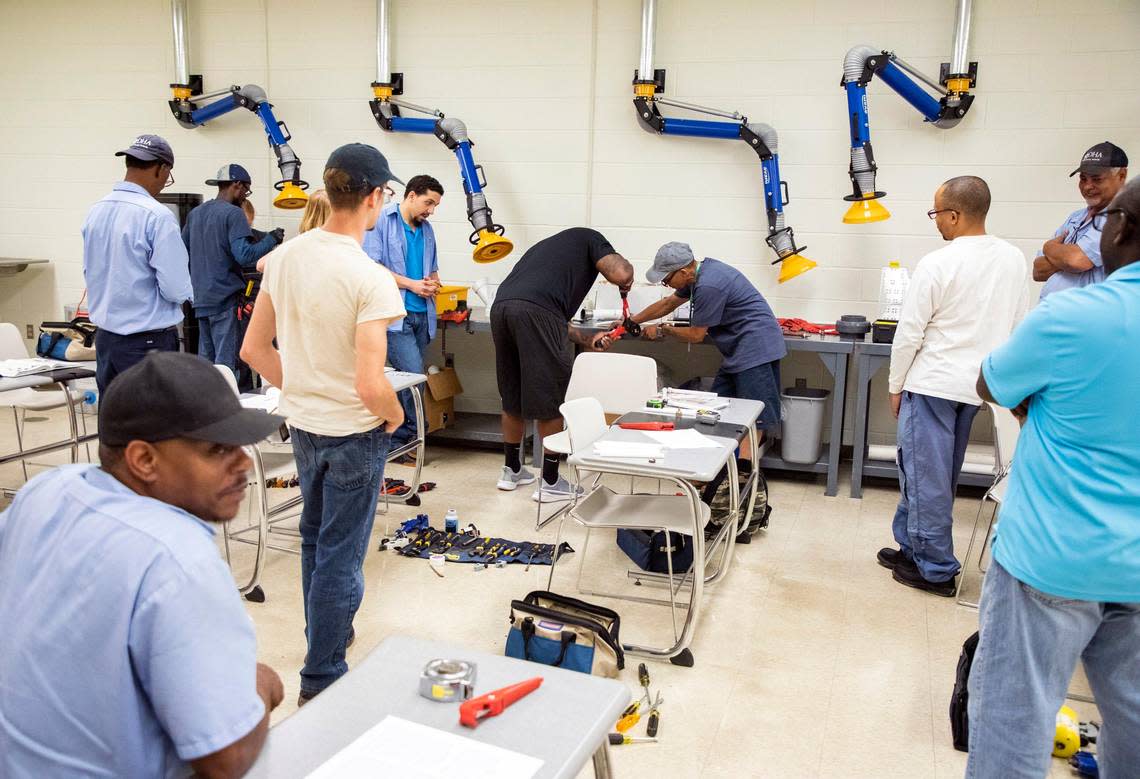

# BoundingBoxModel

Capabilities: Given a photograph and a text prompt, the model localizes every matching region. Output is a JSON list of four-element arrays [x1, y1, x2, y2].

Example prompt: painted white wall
[[1, 0, 1138, 442]]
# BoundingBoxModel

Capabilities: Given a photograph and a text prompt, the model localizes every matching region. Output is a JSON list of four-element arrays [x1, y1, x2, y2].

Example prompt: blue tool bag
[[505, 591, 624, 678], [616, 529, 693, 574]]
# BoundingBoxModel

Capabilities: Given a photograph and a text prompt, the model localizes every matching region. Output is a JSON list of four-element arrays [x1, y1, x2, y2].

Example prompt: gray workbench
[[0, 362, 97, 468], [245, 635, 629, 779]]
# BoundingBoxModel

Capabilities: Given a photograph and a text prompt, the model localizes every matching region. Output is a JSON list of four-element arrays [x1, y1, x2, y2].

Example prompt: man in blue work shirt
[[1034, 141, 1127, 299], [82, 134, 194, 393], [0, 352, 286, 777], [970, 177, 1140, 776], [363, 174, 443, 459], [183, 164, 283, 388]]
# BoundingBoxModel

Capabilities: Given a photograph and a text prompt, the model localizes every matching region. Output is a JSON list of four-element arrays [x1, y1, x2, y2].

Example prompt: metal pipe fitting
[[949, 0, 973, 76], [376, 0, 391, 84], [171, 0, 190, 86], [638, 0, 656, 80]]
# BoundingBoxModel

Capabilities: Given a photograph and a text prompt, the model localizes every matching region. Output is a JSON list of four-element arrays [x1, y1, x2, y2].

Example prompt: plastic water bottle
[[877, 261, 910, 321], [81, 390, 98, 416], [444, 508, 458, 534]]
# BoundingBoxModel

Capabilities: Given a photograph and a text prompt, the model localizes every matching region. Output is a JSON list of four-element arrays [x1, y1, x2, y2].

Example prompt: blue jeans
[[967, 561, 1140, 778], [197, 308, 240, 376], [712, 360, 782, 431], [290, 425, 391, 695], [891, 390, 979, 582], [387, 310, 431, 446], [94, 327, 179, 394]]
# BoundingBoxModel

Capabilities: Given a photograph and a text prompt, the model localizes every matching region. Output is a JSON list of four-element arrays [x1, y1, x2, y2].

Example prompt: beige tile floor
[[0, 409, 1098, 778]]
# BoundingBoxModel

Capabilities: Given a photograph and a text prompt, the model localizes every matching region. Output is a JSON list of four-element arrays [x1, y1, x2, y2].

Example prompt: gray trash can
[[780, 386, 830, 464]]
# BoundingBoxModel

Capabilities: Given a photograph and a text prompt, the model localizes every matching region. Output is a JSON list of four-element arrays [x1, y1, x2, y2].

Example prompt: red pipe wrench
[[459, 677, 543, 728]]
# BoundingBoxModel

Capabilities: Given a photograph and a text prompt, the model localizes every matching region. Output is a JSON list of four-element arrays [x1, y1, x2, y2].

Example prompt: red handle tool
[[605, 291, 642, 342], [459, 677, 543, 728], [618, 421, 675, 431]]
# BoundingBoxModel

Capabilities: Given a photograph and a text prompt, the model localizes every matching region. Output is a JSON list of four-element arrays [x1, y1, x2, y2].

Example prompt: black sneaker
[[877, 547, 906, 569], [892, 558, 956, 597]]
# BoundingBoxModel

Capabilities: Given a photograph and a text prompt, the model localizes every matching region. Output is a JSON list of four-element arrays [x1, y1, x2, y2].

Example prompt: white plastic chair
[[956, 402, 1021, 608], [0, 323, 88, 483], [535, 352, 659, 529]]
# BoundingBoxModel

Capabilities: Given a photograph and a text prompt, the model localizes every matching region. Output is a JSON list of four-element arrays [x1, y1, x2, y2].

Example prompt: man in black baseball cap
[[83, 134, 193, 393], [1034, 141, 1128, 299], [183, 162, 283, 390], [0, 351, 286, 778]]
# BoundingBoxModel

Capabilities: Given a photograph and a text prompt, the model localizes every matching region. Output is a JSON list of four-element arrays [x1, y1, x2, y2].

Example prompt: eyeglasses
[[927, 208, 958, 220], [163, 169, 175, 190], [1101, 207, 1133, 223], [660, 269, 678, 287]]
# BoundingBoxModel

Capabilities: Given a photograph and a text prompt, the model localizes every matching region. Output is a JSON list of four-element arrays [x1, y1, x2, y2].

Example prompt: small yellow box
[[434, 285, 469, 315]]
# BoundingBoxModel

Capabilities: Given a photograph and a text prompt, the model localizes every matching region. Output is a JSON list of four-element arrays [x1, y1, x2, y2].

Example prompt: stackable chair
[[535, 352, 658, 530], [955, 402, 1021, 609]]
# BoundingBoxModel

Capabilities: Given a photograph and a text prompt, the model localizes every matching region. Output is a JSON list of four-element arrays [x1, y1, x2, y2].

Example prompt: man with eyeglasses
[[363, 175, 444, 463], [83, 135, 195, 393], [182, 164, 284, 389], [1034, 141, 1128, 300], [878, 176, 1027, 597], [968, 177, 1140, 777]]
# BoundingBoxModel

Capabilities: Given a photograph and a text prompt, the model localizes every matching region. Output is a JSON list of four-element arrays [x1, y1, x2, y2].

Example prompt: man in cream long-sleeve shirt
[[877, 176, 1027, 597]]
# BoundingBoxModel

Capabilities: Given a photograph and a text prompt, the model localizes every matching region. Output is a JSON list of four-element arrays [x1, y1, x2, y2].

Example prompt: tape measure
[[419, 659, 477, 703]]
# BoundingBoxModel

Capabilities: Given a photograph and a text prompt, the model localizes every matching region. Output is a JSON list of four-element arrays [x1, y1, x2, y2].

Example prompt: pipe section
[[171, 0, 190, 86], [949, 0, 972, 76], [376, 0, 391, 85], [638, 0, 656, 81]]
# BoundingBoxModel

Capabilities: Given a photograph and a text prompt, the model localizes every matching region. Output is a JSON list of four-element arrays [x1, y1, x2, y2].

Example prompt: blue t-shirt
[[182, 199, 277, 317], [0, 465, 264, 777], [399, 211, 427, 314], [1038, 207, 1106, 300], [676, 258, 786, 372], [982, 261, 1140, 601]]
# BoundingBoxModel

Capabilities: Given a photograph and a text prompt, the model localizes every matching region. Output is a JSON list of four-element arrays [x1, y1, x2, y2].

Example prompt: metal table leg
[[819, 352, 848, 497], [592, 741, 613, 778], [850, 352, 889, 498]]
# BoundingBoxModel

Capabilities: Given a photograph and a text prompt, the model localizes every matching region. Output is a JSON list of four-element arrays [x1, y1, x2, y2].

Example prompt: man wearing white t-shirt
[[877, 176, 1027, 597], [242, 143, 406, 703]]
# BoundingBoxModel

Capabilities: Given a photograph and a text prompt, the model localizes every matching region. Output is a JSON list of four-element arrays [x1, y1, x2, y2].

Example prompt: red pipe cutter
[[459, 677, 543, 728], [604, 290, 642, 341], [618, 421, 675, 431]]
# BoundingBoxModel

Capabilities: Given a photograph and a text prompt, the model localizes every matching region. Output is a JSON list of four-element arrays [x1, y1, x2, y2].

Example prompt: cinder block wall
[[1, 0, 1138, 443]]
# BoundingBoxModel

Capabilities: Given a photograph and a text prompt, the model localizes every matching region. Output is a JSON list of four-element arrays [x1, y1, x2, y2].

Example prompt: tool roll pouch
[[36, 318, 97, 361], [505, 591, 624, 677], [616, 529, 694, 574]]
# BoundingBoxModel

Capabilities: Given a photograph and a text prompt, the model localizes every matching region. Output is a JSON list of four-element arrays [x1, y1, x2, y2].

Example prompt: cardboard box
[[423, 367, 463, 432]]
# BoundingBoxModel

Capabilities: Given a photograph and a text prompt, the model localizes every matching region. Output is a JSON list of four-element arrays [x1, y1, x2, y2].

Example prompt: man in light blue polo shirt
[[1034, 141, 1127, 300], [363, 174, 442, 459], [82, 134, 194, 393], [0, 353, 285, 778], [969, 177, 1140, 777]]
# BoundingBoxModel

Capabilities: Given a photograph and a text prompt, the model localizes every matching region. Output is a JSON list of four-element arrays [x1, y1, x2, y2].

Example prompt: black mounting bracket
[[632, 68, 667, 93], [939, 61, 978, 89], [738, 124, 773, 161], [633, 96, 665, 133]]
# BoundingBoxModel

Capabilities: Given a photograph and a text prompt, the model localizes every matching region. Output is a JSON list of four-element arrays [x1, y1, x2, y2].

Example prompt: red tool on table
[[459, 677, 543, 728], [618, 421, 675, 431], [604, 290, 642, 341]]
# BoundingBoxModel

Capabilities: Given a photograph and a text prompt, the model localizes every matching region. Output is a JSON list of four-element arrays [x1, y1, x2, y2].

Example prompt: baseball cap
[[1070, 141, 1128, 177], [115, 134, 175, 166], [205, 163, 252, 186], [646, 241, 696, 283], [99, 352, 285, 447], [325, 143, 404, 192]]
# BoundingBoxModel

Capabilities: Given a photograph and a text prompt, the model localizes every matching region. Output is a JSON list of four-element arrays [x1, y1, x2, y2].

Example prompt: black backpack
[[950, 631, 980, 752]]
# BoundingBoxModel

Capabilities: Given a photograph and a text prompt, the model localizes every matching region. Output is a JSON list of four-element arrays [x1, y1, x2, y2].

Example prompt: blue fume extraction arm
[[841, 0, 978, 223], [367, 0, 512, 263], [632, 0, 814, 283], [167, 0, 308, 209]]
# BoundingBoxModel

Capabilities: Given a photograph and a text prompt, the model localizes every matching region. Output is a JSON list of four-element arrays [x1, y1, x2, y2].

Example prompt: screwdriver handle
[[638, 662, 650, 688], [647, 709, 660, 737], [615, 712, 640, 733]]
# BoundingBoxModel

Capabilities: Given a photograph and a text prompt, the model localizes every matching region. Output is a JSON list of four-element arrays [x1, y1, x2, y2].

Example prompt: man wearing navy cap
[[183, 164, 284, 388], [83, 134, 194, 392], [1034, 141, 1128, 299]]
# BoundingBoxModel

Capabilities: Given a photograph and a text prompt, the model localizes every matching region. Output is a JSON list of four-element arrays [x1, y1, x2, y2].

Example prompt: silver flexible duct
[[850, 147, 876, 196], [171, 0, 190, 86], [747, 122, 778, 155], [638, 0, 656, 81], [437, 117, 469, 144], [843, 44, 879, 82], [949, 0, 973, 76], [376, 0, 391, 84]]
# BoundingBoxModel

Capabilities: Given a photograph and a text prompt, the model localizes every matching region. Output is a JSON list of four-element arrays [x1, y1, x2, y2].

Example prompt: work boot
[[496, 466, 535, 491], [876, 547, 907, 569], [892, 558, 956, 598]]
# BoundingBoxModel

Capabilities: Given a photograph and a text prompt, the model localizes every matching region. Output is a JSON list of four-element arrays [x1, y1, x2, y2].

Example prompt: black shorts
[[490, 299, 572, 420]]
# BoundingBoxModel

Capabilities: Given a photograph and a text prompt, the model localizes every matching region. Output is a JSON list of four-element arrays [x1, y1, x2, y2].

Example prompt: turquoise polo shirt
[[982, 261, 1140, 601], [399, 211, 427, 314]]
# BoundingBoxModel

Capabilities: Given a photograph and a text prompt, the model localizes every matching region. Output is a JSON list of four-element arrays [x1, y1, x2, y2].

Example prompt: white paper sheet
[[591, 441, 665, 459], [0, 358, 69, 378], [306, 716, 544, 779], [239, 387, 281, 412], [641, 428, 722, 449]]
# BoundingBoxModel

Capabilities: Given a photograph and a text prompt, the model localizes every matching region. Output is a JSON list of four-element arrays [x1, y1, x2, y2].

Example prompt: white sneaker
[[497, 466, 536, 491], [531, 476, 584, 503]]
